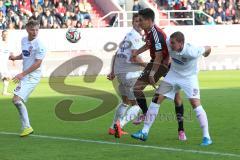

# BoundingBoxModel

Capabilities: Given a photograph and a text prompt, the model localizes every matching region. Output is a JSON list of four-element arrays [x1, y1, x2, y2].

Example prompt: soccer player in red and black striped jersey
[[131, 8, 187, 140]]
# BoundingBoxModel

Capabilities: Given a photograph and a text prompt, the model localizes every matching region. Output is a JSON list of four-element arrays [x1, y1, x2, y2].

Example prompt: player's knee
[[189, 98, 201, 108], [12, 96, 22, 106]]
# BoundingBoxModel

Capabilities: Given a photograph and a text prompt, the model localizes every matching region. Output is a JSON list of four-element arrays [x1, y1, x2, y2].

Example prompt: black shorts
[[138, 60, 169, 84]]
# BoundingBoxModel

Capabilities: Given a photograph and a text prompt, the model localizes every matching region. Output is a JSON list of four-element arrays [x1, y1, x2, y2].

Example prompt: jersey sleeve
[[187, 45, 205, 59], [152, 29, 165, 53], [35, 41, 47, 60]]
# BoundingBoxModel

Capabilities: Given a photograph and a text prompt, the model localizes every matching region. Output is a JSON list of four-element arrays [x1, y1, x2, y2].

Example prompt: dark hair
[[26, 20, 40, 28], [138, 8, 155, 21], [132, 13, 139, 21], [170, 31, 185, 43]]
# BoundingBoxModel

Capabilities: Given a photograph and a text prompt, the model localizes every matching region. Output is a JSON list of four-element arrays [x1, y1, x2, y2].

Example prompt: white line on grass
[[1, 131, 240, 158]]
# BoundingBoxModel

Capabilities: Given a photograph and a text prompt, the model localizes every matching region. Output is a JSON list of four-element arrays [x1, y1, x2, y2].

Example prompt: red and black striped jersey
[[145, 25, 169, 63]]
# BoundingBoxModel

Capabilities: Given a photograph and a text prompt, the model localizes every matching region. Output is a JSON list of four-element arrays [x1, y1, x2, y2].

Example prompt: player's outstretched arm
[[132, 44, 149, 57], [149, 52, 163, 85], [203, 46, 211, 57], [13, 59, 43, 83], [9, 54, 22, 61], [22, 59, 43, 76], [107, 52, 116, 80]]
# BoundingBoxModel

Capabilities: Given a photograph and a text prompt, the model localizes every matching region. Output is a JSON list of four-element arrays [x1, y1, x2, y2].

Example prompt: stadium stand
[[0, 0, 107, 29]]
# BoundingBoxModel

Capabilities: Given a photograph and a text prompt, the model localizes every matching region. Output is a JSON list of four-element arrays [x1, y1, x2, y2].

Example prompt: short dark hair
[[170, 31, 185, 43], [138, 8, 155, 21], [26, 20, 39, 28], [132, 13, 139, 21]]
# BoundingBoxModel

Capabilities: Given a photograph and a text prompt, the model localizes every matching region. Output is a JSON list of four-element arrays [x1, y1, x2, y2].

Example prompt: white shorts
[[156, 71, 200, 100], [13, 75, 40, 102], [116, 71, 141, 100]]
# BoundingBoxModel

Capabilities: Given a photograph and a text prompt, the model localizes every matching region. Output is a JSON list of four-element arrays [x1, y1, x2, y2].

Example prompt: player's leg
[[131, 80, 176, 141], [2, 76, 11, 96], [114, 77, 141, 138], [181, 76, 212, 145], [189, 98, 212, 146], [109, 75, 129, 135], [133, 79, 148, 114], [174, 92, 187, 140], [133, 63, 169, 125], [131, 93, 166, 141], [12, 94, 33, 137], [109, 95, 129, 133], [12, 78, 39, 137]]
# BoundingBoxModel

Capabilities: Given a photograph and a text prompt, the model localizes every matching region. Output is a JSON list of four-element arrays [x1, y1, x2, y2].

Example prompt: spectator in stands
[[65, 0, 75, 16], [10, 0, 19, 14], [0, 0, 7, 15], [62, 11, 72, 25], [31, 0, 43, 14], [188, 0, 198, 10], [6, 8, 20, 28], [19, 0, 32, 17], [206, 17, 216, 25], [77, 0, 92, 26], [29, 10, 41, 23], [0, 9, 7, 29], [195, 4, 207, 24], [205, 0, 217, 11], [41, 8, 54, 28], [31, 0, 44, 5], [56, 1, 66, 23], [234, 1, 240, 23], [42, 0, 53, 13], [214, 7, 226, 24], [225, 4, 236, 23], [132, 0, 143, 11]]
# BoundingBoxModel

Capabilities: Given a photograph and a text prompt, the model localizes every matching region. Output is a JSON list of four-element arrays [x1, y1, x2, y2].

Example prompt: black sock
[[136, 97, 148, 115], [175, 104, 184, 131]]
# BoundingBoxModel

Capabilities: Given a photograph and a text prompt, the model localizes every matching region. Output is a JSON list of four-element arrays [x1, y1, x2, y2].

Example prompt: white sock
[[3, 80, 9, 94], [142, 102, 160, 134], [110, 103, 128, 129], [194, 105, 210, 139], [120, 105, 141, 128], [14, 101, 31, 129]]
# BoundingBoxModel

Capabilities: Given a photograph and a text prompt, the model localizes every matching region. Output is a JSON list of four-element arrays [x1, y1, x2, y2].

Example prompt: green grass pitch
[[0, 70, 240, 160]]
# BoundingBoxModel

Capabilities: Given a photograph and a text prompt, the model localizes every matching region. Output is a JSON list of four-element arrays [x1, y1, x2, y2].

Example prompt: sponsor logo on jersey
[[155, 43, 162, 50], [181, 57, 188, 62], [172, 58, 184, 65], [22, 50, 31, 57]]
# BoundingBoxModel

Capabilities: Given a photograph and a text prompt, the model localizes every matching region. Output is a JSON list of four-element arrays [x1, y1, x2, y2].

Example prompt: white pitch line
[[1, 131, 240, 158]]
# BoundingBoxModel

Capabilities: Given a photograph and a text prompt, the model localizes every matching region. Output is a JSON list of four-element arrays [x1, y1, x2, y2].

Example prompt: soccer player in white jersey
[[107, 14, 146, 138], [0, 30, 13, 96], [131, 31, 213, 146], [9, 20, 46, 137]]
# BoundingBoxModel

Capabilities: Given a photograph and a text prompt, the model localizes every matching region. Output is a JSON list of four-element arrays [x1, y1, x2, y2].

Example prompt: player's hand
[[130, 56, 137, 63], [9, 55, 15, 61], [149, 75, 155, 85], [13, 73, 25, 83], [107, 72, 115, 81]]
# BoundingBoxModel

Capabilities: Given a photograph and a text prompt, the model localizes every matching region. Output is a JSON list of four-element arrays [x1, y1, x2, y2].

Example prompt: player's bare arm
[[149, 52, 163, 85], [9, 54, 23, 61], [131, 50, 147, 67], [13, 59, 43, 83], [203, 46, 211, 57], [131, 44, 149, 57], [107, 52, 116, 81]]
